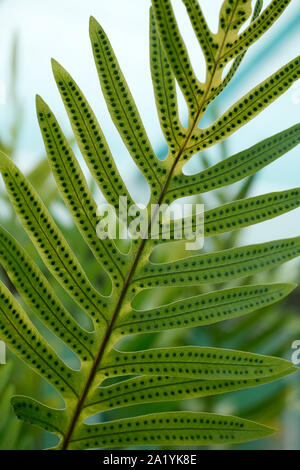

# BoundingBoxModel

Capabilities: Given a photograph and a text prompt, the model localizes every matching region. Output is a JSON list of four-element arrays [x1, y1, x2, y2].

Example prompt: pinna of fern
[[0, 0, 299, 450]]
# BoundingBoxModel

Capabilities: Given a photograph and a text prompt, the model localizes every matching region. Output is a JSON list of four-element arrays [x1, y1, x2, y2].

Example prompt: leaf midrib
[[99, 359, 280, 371]]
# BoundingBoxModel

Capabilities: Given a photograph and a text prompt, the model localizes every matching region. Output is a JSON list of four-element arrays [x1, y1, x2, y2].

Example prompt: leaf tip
[[51, 57, 59, 71], [281, 282, 298, 298], [35, 94, 48, 115], [35, 93, 43, 106], [89, 15, 99, 34], [51, 57, 66, 80], [0, 148, 12, 171], [261, 423, 277, 438]]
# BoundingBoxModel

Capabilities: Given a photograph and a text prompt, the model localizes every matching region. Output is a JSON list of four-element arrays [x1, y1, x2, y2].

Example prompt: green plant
[[0, 0, 299, 450], [0, 362, 36, 450]]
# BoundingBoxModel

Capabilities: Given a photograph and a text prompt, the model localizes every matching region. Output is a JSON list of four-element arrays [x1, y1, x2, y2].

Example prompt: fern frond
[[203, 189, 300, 236], [152, 189, 300, 243], [133, 237, 300, 290], [84, 367, 295, 413], [151, 0, 204, 118], [150, 8, 186, 152], [67, 411, 275, 449], [98, 347, 292, 381], [0, 282, 81, 399], [218, 0, 292, 70], [187, 56, 300, 157], [0, 0, 299, 450], [0, 225, 96, 360], [166, 124, 300, 200], [115, 284, 295, 336], [0, 150, 108, 326], [197, 0, 263, 107], [90, 17, 165, 197], [12, 396, 68, 437], [36, 95, 126, 288], [51, 60, 136, 218], [181, 0, 218, 71]]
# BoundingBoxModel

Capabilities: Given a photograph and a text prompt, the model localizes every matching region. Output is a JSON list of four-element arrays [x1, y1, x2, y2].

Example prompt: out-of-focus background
[[0, 0, 299, 450]]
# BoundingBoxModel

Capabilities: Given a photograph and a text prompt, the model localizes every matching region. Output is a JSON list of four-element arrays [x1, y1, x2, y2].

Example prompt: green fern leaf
[[0, 0, 299, 450], [0, 363, 34, 450], [89, 17, 165, 197], [0, 281, 81, 399], [84, 367, 296, 413], [150, 8, 186, 152], [218, 0, 292, 70], [187, 56, 300, 157], [133, 236, 300, 289], [98, 347, 292, 381], [51, 60, 136, 218], [206, 0, 263, 105], [11, 396, 69, 437], [0, 225, 96, 360], [166, 124, 300, 201], [115, 284, 295, 336], [151, 0, 204, 119], [67, 411, 275, 449], [153, 189, 300, 242], [36, 95, 126, 288], [0, 150, 108, 325], [203, 188, 300, 236]]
